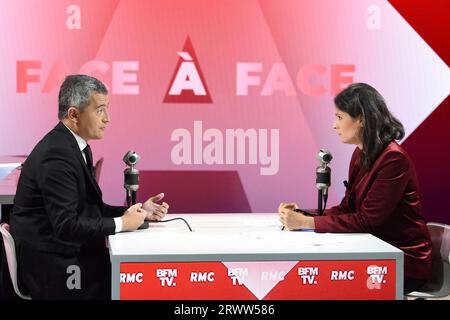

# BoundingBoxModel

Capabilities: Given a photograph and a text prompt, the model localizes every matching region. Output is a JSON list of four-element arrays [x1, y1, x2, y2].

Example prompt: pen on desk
[[281, 226, 313, 232]]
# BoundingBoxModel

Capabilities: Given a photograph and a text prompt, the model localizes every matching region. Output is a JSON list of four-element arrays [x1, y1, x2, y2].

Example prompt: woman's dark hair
[[334, 83, 405, 169]]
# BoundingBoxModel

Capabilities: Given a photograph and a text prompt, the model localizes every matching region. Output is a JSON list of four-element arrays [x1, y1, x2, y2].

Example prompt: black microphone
[[123, 150, 148, 230], [315, 149, 332, 215]]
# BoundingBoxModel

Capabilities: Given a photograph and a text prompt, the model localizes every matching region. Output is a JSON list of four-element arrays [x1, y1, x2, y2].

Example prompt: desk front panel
[[118, 259, 397, 300]]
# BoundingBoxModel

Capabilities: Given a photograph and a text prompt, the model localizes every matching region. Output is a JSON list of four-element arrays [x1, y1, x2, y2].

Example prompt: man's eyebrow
[[96, 104, 107, 109]]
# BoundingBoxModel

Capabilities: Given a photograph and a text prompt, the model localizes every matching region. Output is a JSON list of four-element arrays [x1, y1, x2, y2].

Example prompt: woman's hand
[[278, 202, 299, 213], [278, 202, 315, 230]]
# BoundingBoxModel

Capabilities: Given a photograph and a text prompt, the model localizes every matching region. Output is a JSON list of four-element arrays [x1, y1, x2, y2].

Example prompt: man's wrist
[[114, 217, 123, 233]]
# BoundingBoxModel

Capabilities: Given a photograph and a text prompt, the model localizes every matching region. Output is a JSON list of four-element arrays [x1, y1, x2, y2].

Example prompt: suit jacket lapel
[[54, 122, 102, 198], [75, 145, 103, 198]]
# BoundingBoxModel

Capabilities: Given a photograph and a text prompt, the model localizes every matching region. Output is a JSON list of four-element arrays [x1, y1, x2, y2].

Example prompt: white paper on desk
[[240, 230, 360, 246], [111, 230, 259, 255], [241, 218, 281, 227], [0, 163, 21, 180]]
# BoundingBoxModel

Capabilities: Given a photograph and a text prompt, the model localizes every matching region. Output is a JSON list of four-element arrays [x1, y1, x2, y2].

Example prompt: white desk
[[108, 214, 403, 300], [0, 156, 25, 221]]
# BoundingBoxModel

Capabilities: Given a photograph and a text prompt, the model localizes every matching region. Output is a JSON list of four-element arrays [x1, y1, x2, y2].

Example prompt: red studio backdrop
[[0, 0, 449, 223]]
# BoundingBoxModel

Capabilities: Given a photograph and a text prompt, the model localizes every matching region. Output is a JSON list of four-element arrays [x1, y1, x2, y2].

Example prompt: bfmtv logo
[[366, 265, 388, 290], [163, 36, 212, 103]]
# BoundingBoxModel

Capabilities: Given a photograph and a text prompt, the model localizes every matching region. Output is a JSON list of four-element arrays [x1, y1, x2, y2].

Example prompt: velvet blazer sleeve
[[314, 149, 411, 233], [321, 148, 361, 216]]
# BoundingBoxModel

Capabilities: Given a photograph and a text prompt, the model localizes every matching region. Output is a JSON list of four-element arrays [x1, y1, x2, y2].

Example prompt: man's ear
[[67, 107, 79, 124]]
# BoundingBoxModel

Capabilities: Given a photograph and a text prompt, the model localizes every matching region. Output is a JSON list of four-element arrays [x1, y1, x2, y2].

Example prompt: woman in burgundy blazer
[[279, 83, 432, 292]]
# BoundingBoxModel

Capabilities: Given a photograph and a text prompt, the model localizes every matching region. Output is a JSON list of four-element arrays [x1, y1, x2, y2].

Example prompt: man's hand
[[121, 203, 147, 231], [142, 193, 169, 221]]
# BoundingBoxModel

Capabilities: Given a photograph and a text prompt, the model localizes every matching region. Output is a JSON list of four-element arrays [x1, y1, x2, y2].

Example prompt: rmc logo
[[163, 36, 212, 103]]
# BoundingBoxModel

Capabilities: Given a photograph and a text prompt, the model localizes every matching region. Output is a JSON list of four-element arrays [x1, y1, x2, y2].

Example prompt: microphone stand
[[316, 163, 331, 215], [318, 189, 323, 215], [124, 164, 139, 207], [124, 156, 149, 229]]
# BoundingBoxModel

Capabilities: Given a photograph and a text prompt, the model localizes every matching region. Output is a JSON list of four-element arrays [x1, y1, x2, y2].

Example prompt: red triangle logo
[[163, 36, 212, 103]]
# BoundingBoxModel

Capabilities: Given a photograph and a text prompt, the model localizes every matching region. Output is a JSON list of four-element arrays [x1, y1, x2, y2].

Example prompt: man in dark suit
[[10, 75, 169, 299]]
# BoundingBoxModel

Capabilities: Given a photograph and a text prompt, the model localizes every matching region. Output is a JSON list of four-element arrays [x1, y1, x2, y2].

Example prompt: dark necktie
[[83, 144, 94, 176]]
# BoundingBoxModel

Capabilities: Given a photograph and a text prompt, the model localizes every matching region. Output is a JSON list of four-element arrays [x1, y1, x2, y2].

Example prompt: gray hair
[[58, 74, 108, 120]]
